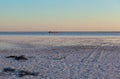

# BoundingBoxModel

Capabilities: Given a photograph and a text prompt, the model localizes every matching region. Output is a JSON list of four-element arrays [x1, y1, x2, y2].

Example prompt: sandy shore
[[0, 36, 120, 79]]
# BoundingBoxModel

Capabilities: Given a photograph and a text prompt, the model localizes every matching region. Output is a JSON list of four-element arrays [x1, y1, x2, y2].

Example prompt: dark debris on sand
[[3, 67, 15, 73], [0, 67, 39, 78], [6, 55, 28, 61]]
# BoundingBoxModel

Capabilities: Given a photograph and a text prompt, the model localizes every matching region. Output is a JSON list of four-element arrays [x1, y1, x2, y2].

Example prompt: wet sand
[[0, 36, 120, 79]]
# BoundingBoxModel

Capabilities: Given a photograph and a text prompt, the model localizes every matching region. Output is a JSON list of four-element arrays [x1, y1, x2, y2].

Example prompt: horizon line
[[1, 31, 120, 33]]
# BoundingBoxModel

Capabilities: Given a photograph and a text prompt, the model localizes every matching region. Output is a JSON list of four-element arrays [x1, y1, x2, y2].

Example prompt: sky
[[0, 0, 120, 31]]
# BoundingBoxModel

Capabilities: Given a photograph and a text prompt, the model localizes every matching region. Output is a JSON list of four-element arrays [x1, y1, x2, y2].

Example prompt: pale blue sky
[[0, 0, 120, 31]]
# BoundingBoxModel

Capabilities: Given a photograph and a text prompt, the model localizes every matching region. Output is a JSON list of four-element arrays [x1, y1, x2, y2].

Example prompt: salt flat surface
[[0, 36, 120, 79]]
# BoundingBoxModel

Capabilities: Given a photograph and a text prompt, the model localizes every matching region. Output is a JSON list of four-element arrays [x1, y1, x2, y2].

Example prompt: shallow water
[[1, 32, 120, 36]]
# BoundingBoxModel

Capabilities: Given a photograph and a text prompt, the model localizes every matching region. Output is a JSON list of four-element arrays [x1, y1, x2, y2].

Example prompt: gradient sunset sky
[[0, 0, 120, 31]]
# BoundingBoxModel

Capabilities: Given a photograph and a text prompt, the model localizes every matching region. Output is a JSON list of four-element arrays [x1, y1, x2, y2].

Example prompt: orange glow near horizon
[[0, 0, 120, 31]]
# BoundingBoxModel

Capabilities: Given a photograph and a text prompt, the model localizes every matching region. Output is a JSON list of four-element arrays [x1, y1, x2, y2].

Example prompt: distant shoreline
[[1, 31, 120, 33]]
